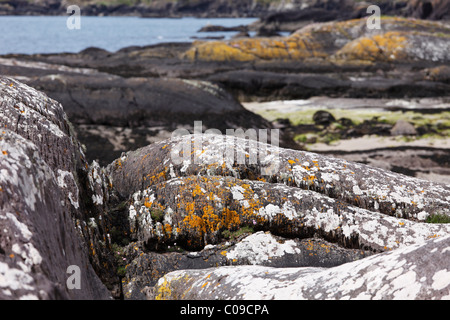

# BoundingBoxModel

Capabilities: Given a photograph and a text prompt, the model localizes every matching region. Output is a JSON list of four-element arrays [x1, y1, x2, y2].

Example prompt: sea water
[[0, 16, 258, 54]]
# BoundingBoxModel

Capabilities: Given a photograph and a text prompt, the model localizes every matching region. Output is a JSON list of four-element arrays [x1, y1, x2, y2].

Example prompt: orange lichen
[[222, 208, 241, 230], [183, 32, 326, 62], [335, 31, 408, 62], [164, 224, 173, 234], [192, 185, 204, 197], [144, 198, 153, 208]]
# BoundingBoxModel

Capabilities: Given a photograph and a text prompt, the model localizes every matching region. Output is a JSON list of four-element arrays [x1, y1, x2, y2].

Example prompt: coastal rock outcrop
[[24, 73, 273, 165], [120, 231, 372, 299], [3, 16, 449, 103], [2, 0, 449, 21], [105, 134, 450, 298], [1, 77, 449, 300], [0, 76, 112, 299], [184, 17, 450, 63], [152, 234, 450, 300]]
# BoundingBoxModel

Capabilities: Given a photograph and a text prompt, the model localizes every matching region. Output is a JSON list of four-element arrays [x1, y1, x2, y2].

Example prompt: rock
[[249, 7, 350, 33], [151, 234, 450, 300], [205, 70, 353, 101], [25, 74, 272, 165], [0, 77, 112, 300], [406, 0, 450, 20], [197, 25, 248, 32], [313, 110, 336, 126], [190, 36, 225, 40], [255, 27, 282, 38], [390, 120, 418, 136], [231, 31, 251, 39], [2, 0, 450, 21], [100, 132, 450, 299], [424, 65, 450, 84], [184, 17, 450, 63], [2, 78, 449, 300], [4, 16, 450, 104], [323, 147, 450, 185], [120, 231, 371, 299], [105, 134, 450, 253]]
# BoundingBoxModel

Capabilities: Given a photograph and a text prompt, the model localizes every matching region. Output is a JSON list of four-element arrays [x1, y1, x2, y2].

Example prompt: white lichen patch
[[57, 170, 80, 209], [11, 243, 43, 273], [226, 232, 301, 265], [258, 204, 282, 220], [0, 261, 35, 293], [155, 235, 450, 300]]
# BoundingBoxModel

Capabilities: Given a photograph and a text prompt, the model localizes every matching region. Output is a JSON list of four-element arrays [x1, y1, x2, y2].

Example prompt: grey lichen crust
[[0, 77, 111, 300], [152, 235, 450, 300], [107, 134, 450, 300], [1, 76, 449, 300], [107, 134, 450, 253]]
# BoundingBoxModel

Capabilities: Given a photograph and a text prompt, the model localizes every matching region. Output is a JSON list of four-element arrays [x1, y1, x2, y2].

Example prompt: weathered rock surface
[[1, 78, 449, 300], [185, 17, 450, 63], [321, 147, 450, 185], [151, 234, 450, 300], [390, 120, 418, 136], [108, 134, 450, 222], [3, 17, 449, 105], [3, 0, 449, 21], [0, 77, 112, 299], [104, 134, 450, 299], [3, 68, 273, 165], [120, 231, 371, 300]]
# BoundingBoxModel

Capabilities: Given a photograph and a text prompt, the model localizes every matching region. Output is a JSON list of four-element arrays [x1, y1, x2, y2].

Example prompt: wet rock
[[0, 77, 112, 300], [24, 74, 272, 165], [390, 120, 418, 136], [313, 110, 336, 127], [198, 25, 248, 32], [255, 27, 282, 38], [185, 17, 450, 63], [406, 0, 450, 20], [323, 147, 450, 185], [151, 234, 450, 300], [231, 31, 251, 39]]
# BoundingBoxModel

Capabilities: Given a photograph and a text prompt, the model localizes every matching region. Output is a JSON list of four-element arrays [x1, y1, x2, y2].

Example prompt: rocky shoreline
[[1, 77, 450, 300], [1, 5, 450, 300], [1, 0, 449, 20], [2, 15, 449, 181]]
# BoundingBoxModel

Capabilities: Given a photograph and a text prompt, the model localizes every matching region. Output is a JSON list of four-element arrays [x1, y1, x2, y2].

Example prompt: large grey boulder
[[120, 231, 372, 300], [0, 77, 111, 299], [108, 134, 450, 223], [1, 76, 449, 300], [26, 74, 272, 165], [104, 134, 450, 299], [151, 234, 450, 300]]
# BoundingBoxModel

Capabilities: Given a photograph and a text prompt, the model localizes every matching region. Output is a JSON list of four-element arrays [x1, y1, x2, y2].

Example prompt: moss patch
[[221, 226, 255, 241], [426, 214, 450, 224]]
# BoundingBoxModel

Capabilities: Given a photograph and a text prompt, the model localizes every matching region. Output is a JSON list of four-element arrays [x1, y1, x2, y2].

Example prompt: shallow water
[[0, 16, 258, 54]]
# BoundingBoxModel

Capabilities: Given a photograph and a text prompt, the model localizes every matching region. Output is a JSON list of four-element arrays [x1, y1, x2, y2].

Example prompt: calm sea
[[0, 16, 258, 55]]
